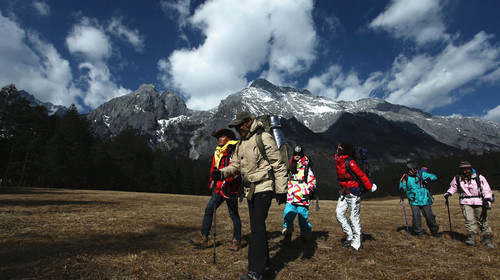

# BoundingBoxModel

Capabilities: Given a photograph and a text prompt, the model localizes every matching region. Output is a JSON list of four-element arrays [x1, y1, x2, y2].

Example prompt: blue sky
[[1, 0, 499, 123]]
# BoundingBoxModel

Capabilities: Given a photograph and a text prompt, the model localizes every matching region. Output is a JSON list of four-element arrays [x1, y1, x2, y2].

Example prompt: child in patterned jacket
[[280, 146, 317, 244]]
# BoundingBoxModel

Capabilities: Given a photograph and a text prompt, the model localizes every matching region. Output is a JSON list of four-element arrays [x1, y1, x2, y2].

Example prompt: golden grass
[[0, 187, 498, 280]]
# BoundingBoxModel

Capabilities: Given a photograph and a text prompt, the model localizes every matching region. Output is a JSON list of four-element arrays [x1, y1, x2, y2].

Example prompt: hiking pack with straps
[[401, 167, 430, 188], [454, 173, 495, 203], [344, 147, 372, 195], [255, 115, 289, 170]]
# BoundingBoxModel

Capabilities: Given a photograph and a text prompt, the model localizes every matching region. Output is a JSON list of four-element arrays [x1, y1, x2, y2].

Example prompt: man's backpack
[[255, 115, 289, 169]]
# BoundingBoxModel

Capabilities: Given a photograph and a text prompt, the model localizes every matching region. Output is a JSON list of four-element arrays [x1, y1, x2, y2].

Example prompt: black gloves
[[444, 192, 451, 199], [211, 169, 223, 181], [307, 189, 316, 200], [276, 193, 287, 205], [483, 198, 492, 210]]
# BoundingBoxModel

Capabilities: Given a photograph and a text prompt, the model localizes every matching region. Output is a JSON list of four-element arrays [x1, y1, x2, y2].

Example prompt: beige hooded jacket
[[220, 118, 287, 198]]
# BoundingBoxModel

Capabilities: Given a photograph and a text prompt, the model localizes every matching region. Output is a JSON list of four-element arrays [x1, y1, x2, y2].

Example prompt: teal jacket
[[399, 171, 437, 206]]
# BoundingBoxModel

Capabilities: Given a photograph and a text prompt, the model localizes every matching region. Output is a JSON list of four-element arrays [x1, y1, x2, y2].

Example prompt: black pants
[[247, 191, 273, 274], [410, 204, 439, 235]]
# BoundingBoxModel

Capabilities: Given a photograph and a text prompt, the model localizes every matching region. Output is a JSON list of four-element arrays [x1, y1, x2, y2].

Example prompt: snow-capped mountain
[[86, 79, 500, 164], [18, 90, 68, 115]]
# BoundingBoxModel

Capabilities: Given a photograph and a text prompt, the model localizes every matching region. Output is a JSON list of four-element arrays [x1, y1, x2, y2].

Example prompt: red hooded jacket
[[335, 154, 372, 195]]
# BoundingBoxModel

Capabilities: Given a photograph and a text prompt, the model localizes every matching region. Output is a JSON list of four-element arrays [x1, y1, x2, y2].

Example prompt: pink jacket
[[446, 173, 493, 206]]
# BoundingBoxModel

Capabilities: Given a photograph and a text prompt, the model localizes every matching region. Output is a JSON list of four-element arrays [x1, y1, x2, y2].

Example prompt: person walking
[[335, 142, 375, 251], [188, 128, 242, 251], [444, 161, 495, 248], [280, 146, 317, 245], [212, 111, 288, 280], [399, 159, 441, 238]]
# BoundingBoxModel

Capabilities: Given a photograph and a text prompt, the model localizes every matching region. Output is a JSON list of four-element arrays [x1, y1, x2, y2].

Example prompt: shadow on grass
[[265, 230, 329, 279], [0, 187, 87, 195], [443, 231, 467, 242], [0, 223, 198, 279], [0, 199, 116, 207]]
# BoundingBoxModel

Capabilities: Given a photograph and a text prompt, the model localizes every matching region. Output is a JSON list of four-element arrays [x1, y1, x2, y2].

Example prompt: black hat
[[211, 128, 236, 140], [293, 146, 304, 157], [228, 111, 252, 128], [406, 160, 418, 170]]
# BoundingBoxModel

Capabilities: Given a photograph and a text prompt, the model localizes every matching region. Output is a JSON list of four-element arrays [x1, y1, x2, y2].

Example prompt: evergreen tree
[[44, 104, 94, 188]]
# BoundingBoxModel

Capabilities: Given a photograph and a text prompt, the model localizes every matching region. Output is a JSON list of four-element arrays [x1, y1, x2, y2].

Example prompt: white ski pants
[[336, 193, 362, 250]]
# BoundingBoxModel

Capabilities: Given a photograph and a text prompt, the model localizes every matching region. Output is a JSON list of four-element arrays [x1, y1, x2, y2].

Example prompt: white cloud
[[161, 0, 191, 29], [108, 17, 145, 52], [369, 0, 448, 45], [483, 105, 500, 123], [385, 32, 500, 111], [0, 11, 80, 106], [78, 62, 130, 108], [65, 16, 138, 108], [66, 18, 112, 62], [158, 0, 317, 110], [32, 1, 50, 17], [305, 65, 383, 101]]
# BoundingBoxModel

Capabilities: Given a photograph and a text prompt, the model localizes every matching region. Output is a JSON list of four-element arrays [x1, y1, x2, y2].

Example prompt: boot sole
[[187, 239, 208, 248]]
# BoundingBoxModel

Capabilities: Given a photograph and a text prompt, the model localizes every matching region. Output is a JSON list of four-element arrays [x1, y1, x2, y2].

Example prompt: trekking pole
[[400, 196, 410, 239], [210, 180, 217, 264], [316, 195, 319, 211], [445, 196, 452, 237]]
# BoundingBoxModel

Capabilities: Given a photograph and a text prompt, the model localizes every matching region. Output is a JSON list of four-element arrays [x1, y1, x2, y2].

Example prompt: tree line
[[1, 84, 498, 199], [0, 85, 209, 195]]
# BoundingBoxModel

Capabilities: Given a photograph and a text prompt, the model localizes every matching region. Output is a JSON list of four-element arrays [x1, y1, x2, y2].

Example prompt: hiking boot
[[228, 238, 241, 252], [432, 232, 442, 238], [342, 239, 352, 247], [280, 233, 292, 245], [282, 227, 293, 236], [465, 234, 476, 246], [240, 271, 262, 280], [188, 234, 208, 247], [481, 238, 495, 248], [348, 244, 363, 252]]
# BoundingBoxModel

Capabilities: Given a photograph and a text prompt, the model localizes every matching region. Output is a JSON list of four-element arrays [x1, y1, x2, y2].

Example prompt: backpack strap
[[345, 159, 364, 195], [456, 174, 483, 200], [303, 159, 309, 184], [476, 174, 483, 200], [256, 132, 268, 163], [255, 132, 275, 191]]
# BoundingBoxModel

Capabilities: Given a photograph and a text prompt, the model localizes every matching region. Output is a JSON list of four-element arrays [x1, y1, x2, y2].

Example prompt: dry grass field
[[1, 187, 499, 280]]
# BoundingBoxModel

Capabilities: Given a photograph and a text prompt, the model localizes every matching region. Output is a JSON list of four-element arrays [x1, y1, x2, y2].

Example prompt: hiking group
[[188, 111, 496, 280]]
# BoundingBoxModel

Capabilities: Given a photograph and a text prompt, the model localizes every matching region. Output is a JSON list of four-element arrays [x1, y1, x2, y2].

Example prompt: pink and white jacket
[[286, 156, 316, 206], [446, 173, 493, 207]]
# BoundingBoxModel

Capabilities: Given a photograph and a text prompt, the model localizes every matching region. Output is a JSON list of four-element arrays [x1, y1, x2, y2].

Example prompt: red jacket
[[208, 142, 241, 198], [335, 154, 372, 195]]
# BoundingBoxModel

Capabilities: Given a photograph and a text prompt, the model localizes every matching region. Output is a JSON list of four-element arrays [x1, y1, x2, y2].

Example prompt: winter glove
[[211, 169, 223, 181], [370, 183, 377, 193], [276, 193, 287, 205], [444, 192, 451, 199], [483, 198, 492, 210], [307, 188, 316, 200]]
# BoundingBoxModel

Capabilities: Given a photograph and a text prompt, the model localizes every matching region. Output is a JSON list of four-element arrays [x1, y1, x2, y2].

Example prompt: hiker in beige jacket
[[213, 111, 287, 280]]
